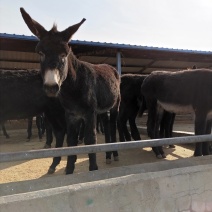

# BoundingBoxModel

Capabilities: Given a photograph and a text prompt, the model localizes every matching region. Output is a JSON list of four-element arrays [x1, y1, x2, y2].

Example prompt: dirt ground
[[0, 115, 195, 184]]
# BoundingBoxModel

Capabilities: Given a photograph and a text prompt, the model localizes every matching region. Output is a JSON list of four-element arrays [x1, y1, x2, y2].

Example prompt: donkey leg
[[78, 119, 85, 144], [128, 104, 141, 141], [146, 99, 162, 158], [152, 147, 163, 159], [96, 114, 101, 133], [83, 112, 98, 171], [202, 120, 211, 155], [161, 112, 175, 148], [36, 115, 43, 140], [117, 118, 126, 142], [46, 112, 66, 174], [158, 146, 166, 158], [155, 105, 166, 158], [110, 108, 119, 161], [207, 120, 212, 154], [96, 115, 104, 134], [146, 98, 157, 139], [159, 113, 165, 139], [99, 116, 104, 134], [194, 113, 207, 156], [43, 118, 53, 148], [129, 116, 141, 141], [48, 129, 65, 174], [117, 115, 131, 141], [167, 113, 176, 148], [149, 101, 165, 159], [41, 115, 46, 135], [2, 124, 10, 139], [137, 96, 147, 118], [65, 122, 80, 174], [119, 103, 131, 141], [101, 112, 112, 164], [27, 117, 33, 140], [122, 118, 132, 141]]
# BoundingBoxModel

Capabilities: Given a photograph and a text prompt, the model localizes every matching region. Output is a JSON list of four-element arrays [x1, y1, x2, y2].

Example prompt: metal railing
[[0, 134, 211, 163]]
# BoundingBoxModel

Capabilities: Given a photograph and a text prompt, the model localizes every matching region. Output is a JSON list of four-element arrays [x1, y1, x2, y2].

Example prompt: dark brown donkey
[[20, 8, 120, 174], [141, 69, 212, 157]]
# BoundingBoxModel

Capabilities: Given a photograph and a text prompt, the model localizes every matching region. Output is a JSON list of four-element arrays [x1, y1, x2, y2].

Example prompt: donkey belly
[[207, 110, 212, 120], [96, 88, 120, 113], [158, 101, 194, 114], [96, 100, 117, 114]]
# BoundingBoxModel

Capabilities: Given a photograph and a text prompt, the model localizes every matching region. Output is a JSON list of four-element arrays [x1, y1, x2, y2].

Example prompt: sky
[[0, 0, 212, 51]]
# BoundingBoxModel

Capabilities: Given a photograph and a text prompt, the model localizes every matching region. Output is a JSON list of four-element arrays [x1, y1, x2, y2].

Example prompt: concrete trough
[[0, 156, 212, 212]]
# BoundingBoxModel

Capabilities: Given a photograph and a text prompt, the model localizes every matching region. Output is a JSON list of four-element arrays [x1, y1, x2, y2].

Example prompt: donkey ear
[[61, 18, 86, 42], [20, 7, 47, 39]]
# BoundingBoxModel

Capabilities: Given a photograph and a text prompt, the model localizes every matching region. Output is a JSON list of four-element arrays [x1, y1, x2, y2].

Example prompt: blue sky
[[0, 0, 212, 51]]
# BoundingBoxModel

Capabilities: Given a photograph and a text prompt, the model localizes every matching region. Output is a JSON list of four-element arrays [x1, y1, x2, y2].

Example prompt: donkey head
[[20, 8, 85, 97]]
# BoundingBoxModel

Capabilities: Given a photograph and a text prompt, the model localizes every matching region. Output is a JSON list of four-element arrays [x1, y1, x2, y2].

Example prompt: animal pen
[[1, 26, 212, 211]]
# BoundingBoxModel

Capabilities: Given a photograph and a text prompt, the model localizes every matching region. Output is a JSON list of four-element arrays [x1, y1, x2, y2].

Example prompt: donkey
[[27, 115, 45, 140], [118, 74, 175, 158], [0, 115, 45, 140], [20, 8, 120, 174], [141, 68, 212, 157], [118, 74, 146, 142], [0, 69, 67, 173]]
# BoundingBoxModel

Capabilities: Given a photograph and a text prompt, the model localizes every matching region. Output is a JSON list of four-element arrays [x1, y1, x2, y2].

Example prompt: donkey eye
[[60, 53, 67, 58], [38, 51, 45, 62], [38, 51, 45, 56]]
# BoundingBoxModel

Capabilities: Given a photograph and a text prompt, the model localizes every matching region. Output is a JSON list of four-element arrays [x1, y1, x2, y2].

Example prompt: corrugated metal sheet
[[1, 33, 211, 55], [0, 33, 212, 73]]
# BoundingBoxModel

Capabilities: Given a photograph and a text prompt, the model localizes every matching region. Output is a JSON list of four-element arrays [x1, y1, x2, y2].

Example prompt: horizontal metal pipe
[[0, 134, 211, 163]]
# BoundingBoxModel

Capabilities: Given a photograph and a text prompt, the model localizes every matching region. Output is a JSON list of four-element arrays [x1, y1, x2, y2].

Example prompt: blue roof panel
[[0, 33, 212, 55]]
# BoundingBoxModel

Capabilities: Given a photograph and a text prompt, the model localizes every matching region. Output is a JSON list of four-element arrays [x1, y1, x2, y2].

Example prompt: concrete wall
[[0, 156, 212, 212]]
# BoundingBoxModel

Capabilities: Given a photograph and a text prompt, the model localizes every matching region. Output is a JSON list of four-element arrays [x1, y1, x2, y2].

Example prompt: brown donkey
[[141, 69, 212, 157], [20, 8, 120, 174]]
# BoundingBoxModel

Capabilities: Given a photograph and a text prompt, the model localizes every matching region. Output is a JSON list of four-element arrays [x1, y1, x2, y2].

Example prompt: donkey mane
[[50, 24, 58, 33]]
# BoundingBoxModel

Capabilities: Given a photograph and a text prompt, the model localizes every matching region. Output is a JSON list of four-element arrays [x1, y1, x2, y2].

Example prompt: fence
[[0, 134, 212, 163]]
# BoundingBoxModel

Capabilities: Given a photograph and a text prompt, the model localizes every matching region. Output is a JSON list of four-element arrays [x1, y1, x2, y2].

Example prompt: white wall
[[0, 156, 212, 212]]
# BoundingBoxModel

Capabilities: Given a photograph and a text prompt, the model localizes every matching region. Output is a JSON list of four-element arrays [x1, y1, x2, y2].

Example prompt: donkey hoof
[[47, 167, 55, 174], [156, 154, 163, 159], [78, 139, 83, 144], [89, 165, 98, 171], [114, 156, 119, 161], [106, 158, 112, 164], [43, 144, 51, 148], [193, 152, 202, 157], [162, 154, 166, 158], [65, 170, 74, 175]]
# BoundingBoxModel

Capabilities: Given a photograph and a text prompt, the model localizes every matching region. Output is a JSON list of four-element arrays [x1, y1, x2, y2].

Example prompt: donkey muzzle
[[43, 84, 60, 97]]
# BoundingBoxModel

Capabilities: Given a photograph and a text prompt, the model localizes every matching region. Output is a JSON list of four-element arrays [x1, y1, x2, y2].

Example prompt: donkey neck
[[67, 51, 84, 81], [62, 51, 89, 92]]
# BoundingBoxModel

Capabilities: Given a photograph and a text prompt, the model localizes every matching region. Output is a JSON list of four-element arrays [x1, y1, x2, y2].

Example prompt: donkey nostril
[[43, 84, 59, 96]]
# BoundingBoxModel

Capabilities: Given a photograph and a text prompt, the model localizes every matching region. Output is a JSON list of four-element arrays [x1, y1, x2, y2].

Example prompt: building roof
[[0, 33, 212, 73]]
